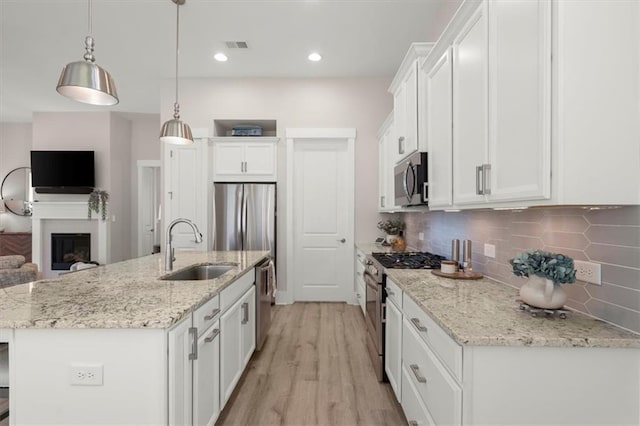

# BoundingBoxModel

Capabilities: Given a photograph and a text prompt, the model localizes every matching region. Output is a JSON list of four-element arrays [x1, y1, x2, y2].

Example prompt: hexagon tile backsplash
[[401, 206, 640, 334]]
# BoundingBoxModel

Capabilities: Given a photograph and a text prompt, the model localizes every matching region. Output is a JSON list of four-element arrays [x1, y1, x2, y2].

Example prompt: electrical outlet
[[70, 364, 104, 386], [418, 232, 424, 241], [483, 243, 496, 258], [575, 260, 601, 285]]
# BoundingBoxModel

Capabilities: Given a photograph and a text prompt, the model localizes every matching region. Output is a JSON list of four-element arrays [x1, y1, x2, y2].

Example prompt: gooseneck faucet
[[165, 218, 203, 271]]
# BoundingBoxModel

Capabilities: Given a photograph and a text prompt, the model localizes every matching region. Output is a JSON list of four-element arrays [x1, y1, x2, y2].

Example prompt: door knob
[[338, 238, 346, 243]]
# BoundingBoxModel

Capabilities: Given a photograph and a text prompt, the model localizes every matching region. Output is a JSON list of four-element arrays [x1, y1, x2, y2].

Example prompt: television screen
[[30, 151, 95, 189]]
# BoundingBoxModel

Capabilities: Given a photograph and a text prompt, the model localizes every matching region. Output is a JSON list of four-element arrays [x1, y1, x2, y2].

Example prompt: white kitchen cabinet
[[388, 43, 433, 165], [164, 137, 208, 249], [384, 287, 402, 402], [377, 113, 397, 211], [213, 137, 278, 182], [401, 366, 434, 426], [421, 48, 453, 209], [240, 285, 256, 369], [193, 320, 221, 426], [168, 294, 223, 426], [168, 316, 194, 426], [452, 1, 488, 206], [220, 282, 256, 406], [354, 248, 366, 314]]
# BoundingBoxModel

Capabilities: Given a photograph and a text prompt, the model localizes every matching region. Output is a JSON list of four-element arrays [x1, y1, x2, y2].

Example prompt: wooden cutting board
[[432, 269, 483, 280]]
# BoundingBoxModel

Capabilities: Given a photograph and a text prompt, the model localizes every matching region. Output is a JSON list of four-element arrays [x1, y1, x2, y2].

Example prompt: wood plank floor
[[217, 303, 406, 426]]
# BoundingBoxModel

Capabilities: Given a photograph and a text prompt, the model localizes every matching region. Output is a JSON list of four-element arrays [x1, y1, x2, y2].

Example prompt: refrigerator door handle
[[241, 185, 248, 250], [236, 185, 244, 249]]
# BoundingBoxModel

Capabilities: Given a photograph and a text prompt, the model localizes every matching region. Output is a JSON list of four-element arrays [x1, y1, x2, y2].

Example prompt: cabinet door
[[165, 143, 207, 249], [402, 61, 419, 158], [452, 1, 488, 205], [240, 285, 256, 369], [378, 136, 387, 210], [214, 143, 244, 177], [487, 0, 551, 202], [385, 297, 402, 402], [244, 143, 276, 178], [168, 317, 194, 426], [393, 86, 407, 163], [193, 322, 221, 426], [425, 49, 454, 209], [220, 297, 243, 406]]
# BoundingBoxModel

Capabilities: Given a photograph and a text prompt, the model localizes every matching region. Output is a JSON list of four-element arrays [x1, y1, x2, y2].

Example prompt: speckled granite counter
[[0, 250, 269, 329], [385, 269, 640, 348]]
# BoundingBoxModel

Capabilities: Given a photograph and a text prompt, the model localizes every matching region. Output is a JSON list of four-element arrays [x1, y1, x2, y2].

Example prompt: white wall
[[109, 114, 132, 262], [0, 123, 32, 232], [161, 77, 393, 294]]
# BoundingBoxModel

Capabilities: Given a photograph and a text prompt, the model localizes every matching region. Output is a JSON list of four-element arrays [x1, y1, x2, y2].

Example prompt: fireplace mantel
[[32, 202, 110, 277]]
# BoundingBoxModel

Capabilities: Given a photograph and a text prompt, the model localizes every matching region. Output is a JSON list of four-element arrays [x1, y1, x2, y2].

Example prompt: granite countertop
[[385, 269, 640, 349], [0, 250, 269, 329]]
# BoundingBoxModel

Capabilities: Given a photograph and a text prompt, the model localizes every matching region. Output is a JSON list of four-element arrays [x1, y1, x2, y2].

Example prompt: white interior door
[[137, 161, 161, 257], [288, 129, 355, 302]]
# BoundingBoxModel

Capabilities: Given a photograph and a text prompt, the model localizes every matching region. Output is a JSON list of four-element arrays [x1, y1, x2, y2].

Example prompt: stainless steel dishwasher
[[255, 258, 275, 351]]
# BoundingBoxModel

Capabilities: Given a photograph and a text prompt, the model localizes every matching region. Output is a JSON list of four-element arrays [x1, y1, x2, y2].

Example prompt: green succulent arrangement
[[88, 189, 109, 221], [377, 219, 405, 235], [509, 249, 576, 285]]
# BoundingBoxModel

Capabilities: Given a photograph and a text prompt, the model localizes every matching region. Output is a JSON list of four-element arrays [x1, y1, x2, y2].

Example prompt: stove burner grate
[[371, 251, 446, 269]]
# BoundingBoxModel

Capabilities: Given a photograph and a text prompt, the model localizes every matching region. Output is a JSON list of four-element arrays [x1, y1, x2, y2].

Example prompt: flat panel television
[[30, 151, 95, 193]]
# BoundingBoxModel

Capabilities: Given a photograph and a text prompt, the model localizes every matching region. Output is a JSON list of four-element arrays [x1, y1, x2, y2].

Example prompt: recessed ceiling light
[[308, 52, 322, 62], [214, 52, 228, 62]]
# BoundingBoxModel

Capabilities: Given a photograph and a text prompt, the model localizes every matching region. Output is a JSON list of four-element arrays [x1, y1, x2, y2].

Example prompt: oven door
[[364, 272, 382, 354]]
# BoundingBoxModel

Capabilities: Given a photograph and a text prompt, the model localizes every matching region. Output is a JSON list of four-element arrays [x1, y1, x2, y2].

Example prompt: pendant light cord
[[174, 1, 180, 116], [88, 0, 92, 35]]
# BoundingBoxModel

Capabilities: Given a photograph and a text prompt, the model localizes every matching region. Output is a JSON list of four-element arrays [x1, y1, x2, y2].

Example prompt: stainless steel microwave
[[394, 152, 428, 207]]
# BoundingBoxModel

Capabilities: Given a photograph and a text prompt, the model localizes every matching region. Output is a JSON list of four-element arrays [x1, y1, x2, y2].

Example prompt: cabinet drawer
[[355, 261, 365, 283], [355, 249, 366, 266], [403, 318, 462, 426], [385, 277, 403, 309], [220, 269, 255, 312], [401, 364, 435, 426], [403, 293, 462, 381], [194, 295, 220, 336]]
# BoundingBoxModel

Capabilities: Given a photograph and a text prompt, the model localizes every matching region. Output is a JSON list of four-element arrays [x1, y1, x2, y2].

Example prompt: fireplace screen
[[51, 233, 91, 270]]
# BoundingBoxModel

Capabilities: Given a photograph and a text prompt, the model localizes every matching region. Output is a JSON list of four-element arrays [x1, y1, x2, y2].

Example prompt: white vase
[[386, 234, 398, 244], [519, 275, 567, 309]]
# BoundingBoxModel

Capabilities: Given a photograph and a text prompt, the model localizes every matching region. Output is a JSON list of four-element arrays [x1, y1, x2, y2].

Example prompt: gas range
[[370, 251, 446, 270]]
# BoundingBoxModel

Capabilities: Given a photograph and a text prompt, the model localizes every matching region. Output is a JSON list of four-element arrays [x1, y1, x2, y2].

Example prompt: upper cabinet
[[212, 120, 278, 182], [212, 138, 278, 182], [422, 48, 454, 209], [378, 112, 398, 211], [417, 0, 636, 210], [389, 43, 434, 165], [450, 0, 551, 207]]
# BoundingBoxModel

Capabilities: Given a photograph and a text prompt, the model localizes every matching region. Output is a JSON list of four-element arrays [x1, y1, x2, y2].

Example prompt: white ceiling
[[0, 0, 462, 122]]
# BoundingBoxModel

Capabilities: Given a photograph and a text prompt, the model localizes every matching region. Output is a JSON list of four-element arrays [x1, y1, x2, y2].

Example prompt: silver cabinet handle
[[380, 195, 385, 208], [399, 136, 405, 154], [482, 163, 491, 195], [409, 421, 419, 426], [410, 364, 427, 383], [387, 290, 395, 296], [188, 327, 198, 360], [204, 328, 220, 343], [356, 271, 362, 276], [476, 165, 483, 195], [204, 308, 220, 321], [356, 293, 361, 299], [410, 317, 428, 332], [241, 302, 249, 325]]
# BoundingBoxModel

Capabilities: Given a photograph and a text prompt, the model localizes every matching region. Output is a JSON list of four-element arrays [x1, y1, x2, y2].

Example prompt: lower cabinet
[[221, 285, 256, 406], [193, 321, 221, 426], [401, 366, 434, 426], [384, 294, 402, 401], [168, 270, 257, 426], [355, 248, 366, 316]]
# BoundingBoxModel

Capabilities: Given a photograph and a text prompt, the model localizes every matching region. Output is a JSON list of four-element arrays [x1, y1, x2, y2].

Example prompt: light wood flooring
[[217, 303, 406, 426]]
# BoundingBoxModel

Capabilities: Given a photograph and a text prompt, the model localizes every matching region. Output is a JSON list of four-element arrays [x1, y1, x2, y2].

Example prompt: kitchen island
[[384, 268, 640, 425], [0, 250, 268, 425]]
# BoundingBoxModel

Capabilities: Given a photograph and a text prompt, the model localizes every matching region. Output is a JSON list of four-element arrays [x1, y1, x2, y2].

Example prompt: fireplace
[[51, 233, 91, 270]]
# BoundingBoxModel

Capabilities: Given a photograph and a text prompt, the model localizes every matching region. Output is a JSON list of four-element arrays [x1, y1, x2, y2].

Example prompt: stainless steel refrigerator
[[212, 183, 276, 351]]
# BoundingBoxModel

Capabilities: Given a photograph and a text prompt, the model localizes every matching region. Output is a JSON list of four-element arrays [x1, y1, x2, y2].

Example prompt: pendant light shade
[[56, 1, 118, 106], [160, 0, 193, 145]]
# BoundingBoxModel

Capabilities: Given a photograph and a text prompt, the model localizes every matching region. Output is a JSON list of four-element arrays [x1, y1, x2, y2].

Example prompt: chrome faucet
[[165, 218, 203, 271]]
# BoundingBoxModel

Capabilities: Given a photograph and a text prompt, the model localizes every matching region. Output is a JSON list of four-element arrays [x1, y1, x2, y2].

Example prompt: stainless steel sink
[[160, 264, 235, 281]]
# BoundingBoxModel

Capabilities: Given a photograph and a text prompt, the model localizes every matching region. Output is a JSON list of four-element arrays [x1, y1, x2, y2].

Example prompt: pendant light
[[56, 0, 118, 106], [160, 0, 193, 145]]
